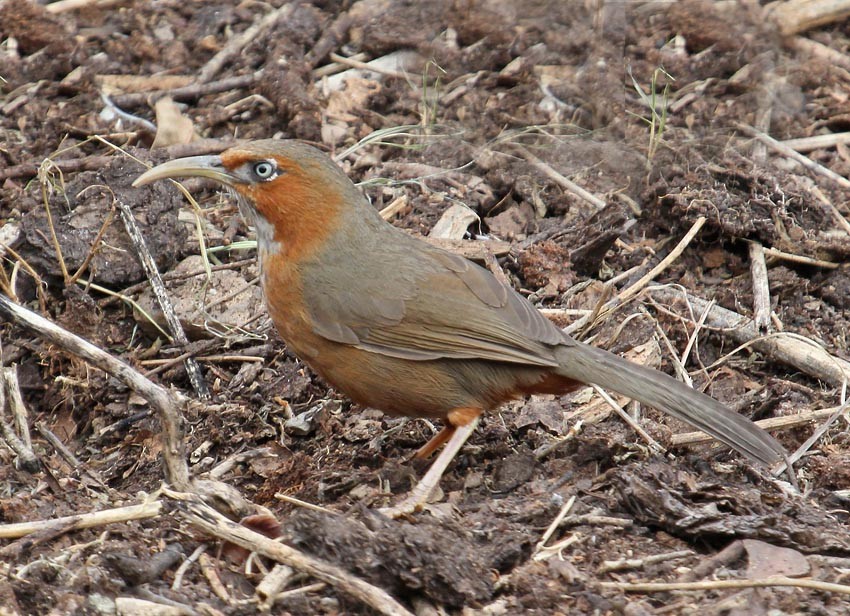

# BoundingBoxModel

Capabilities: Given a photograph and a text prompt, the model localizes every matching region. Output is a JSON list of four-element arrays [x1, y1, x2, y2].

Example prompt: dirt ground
[[2, 0, 850, 613]]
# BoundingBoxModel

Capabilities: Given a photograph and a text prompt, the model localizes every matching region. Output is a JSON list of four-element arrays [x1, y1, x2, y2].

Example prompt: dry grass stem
[[171, 545, 206, 591], [274, 493, 339, 515], [272, 582, 327, 603], [678, 300, 714, 384], [140, 355, 264, 366], [617, 217, 705, 306], [653, 318, 694, 386], [534, 494, 576, 557], [78, 279, 171, 339], [593, 385, 666, 455], [783, 399, 849, 468], [565, 216, 706, 337]]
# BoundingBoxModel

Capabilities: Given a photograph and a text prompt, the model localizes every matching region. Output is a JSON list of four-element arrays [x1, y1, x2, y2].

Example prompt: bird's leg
[[380, 409, 481, 518], [414, 425, 456, 459]]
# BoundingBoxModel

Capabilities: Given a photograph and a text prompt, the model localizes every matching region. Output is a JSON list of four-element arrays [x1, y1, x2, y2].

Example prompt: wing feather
[[301, 230, 566, 366]]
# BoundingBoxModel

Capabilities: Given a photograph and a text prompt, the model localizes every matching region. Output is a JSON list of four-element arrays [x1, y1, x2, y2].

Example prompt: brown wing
[[300, 230, 566, 367]]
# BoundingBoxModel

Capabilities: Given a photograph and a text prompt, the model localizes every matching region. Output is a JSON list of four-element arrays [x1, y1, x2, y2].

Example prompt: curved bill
[[132, 155, 236, 187]]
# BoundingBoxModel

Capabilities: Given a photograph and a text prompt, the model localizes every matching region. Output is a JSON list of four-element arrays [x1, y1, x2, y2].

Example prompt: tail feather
[[555, 340, 786, 465]]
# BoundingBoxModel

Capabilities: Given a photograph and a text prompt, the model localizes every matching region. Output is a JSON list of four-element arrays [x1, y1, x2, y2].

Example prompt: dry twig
[[515, 147, 606, 210], [327, 52, 410, 80], [783, 131, 850, 152], [115, 196, 209, 399], [789, 36, 850, 70], [672, 405, 846, 446], [304, 11, 353, 68], [599, 549, 693, 574], [748, 241, 771, 332], [678, 540, 744, 582], [256, 564, 296, 609], [737, 123, 850, 191], [0, 140, 238, 182], [112, 73, 260, 108], [198, 6, 294, 83], [169, 491, 415, 616], [766, 0, 850, 35], [651, 286, 850, 388], [0, 502, 162, 539], [0, 295, 191, 488], [602, 575, 850, 595], [565, 216, 706, 336], [45, 0, 122, 13], [763, 247, 839, 269]]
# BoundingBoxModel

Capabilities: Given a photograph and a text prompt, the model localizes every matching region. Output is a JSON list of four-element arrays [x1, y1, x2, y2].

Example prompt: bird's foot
[[378, 417, 480, 519], [377, 488, 431, 519], [378, 498, 425, 520]]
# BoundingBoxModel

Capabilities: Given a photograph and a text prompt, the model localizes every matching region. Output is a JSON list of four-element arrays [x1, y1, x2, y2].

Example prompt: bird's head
[[133, 140, 363, 259]]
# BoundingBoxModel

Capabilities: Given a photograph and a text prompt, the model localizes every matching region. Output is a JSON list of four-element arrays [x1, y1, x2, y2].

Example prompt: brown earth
[[1, 0, 850, 614]]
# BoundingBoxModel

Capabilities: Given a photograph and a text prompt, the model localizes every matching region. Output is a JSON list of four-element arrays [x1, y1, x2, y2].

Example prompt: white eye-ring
[[252, 160, 277, 180]]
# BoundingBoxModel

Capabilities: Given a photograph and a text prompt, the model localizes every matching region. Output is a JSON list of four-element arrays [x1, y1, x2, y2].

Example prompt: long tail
[[554, 340, 786, 465]]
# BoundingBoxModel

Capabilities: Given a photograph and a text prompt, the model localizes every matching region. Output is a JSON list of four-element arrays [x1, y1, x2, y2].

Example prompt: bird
[[133, 139, 788, 516]]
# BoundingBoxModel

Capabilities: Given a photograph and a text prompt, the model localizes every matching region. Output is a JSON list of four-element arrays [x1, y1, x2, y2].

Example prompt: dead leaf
[[430, 204, 479, 240], [151, 96, 197, 148], [322, 50, 422, 92], [325, 76, 381, 123], [514, 397, 566, 434], [485, 201, 536, 240]]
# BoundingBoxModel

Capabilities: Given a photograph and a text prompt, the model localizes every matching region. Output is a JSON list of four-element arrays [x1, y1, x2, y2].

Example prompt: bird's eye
[[252, 161, 276, 180]]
